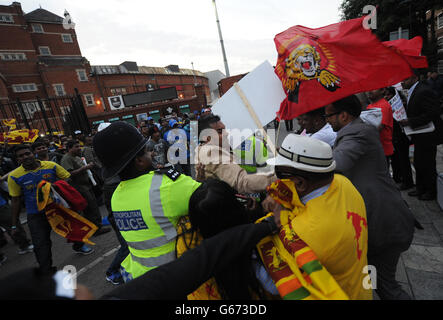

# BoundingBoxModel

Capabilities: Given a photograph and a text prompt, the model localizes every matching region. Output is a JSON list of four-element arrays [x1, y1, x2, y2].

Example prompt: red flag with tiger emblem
[[274, 16, 413, 120], [383, 36, 428, 69]]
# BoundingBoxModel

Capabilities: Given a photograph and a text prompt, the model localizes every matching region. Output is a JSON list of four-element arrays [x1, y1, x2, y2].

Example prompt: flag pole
[[233, 83, 276, 155]]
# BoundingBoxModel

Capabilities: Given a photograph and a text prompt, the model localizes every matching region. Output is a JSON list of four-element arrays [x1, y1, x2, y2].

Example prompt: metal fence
[[0, 88, 91, 137]]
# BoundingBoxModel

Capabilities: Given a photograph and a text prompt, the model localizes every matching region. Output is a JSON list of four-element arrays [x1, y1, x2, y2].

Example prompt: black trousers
[[27, 212, 85, 273], [75, 184, 103, 228], [27, 213, 53, 273], [368, 246, 412, 300], [413, 142, 437, 195], [391, 138, 413, 186]]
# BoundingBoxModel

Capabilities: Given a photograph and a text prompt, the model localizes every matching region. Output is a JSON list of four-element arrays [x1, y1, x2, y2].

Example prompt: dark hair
[[31, 141, 46, 151], [148, 126, 159, 137], [305, 107, 325, 118], [331, 95, 362, 118], [13, 144, 32, 156], [197, 114, 221, 140], [181, 179, 265, 299], [384, 87, 407, 106], [412, 68, 421, 77], [188, 179, 249, 239], [66, 139, 79, 150]]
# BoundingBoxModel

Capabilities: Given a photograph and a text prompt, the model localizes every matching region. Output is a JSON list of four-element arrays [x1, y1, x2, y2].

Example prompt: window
[[438, 37, 443, 54], [53, 84, 65, 96], [12, 83, 37, 93], [39, 46, 51, 56], [32, 24, 43, 33], [22, 102, 39, 120], [110, 87, 127, 95], [438, 13, 443, 29], [76, 69, 88, 82], [0, 53, 26, 61], [84, 94, 95, 106], [100, 66, 115, 74], [0, 14, 13, 23], [438, 60, 443, 75], [61, 34, 73, 43]]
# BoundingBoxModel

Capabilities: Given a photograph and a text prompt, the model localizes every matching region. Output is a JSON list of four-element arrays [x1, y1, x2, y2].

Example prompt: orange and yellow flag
[[0, 129, 39, 144]]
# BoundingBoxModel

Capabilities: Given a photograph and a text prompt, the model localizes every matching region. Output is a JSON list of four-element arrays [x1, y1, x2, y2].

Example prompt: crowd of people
[[0, 68, 442, 300]]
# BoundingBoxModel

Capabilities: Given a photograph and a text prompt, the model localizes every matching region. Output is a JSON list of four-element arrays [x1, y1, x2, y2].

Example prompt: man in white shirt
[[298, 107, 337, 147], [399, 70, 443, 200]]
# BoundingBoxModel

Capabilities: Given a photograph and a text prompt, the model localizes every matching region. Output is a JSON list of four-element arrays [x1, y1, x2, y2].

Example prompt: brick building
[[88, 62, 210, 127], [0, 2, 210, 132], [217, 73, 247, 97]]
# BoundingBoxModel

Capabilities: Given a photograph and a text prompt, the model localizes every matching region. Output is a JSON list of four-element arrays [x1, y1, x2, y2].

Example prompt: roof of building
[[24, 8, 64, 24], [92, 63, 206, 77], [38, 56, 87, 66]]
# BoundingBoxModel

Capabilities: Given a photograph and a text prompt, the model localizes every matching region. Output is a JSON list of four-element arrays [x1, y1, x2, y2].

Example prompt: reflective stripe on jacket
[[111, 171, 201, 279]]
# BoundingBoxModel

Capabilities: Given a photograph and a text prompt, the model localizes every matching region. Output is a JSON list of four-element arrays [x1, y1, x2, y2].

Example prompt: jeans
[[0, 203, 31, 250]]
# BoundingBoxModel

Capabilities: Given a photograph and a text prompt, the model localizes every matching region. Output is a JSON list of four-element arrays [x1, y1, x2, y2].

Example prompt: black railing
[[0, 89, 91, 137]]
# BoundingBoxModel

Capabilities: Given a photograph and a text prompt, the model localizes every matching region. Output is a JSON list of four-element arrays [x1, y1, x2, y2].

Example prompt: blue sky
[[13, 0, 343, 75]]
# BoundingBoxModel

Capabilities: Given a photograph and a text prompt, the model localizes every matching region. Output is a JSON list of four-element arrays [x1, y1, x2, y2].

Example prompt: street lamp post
[[212, 0, 230, 77], [191, 62, 197, 96]]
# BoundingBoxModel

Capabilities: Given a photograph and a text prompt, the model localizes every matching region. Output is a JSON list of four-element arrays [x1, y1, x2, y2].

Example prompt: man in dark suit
[[325, 95, 415, 300], [400, 70, 443, 201]]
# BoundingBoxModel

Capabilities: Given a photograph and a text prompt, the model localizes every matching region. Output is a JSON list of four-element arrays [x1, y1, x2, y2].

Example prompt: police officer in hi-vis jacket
[[93, 121, 201, 282]]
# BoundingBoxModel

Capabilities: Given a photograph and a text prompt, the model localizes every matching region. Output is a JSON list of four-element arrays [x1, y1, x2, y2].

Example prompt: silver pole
[[191, 62, 197, 86], [212, 0, 230, 77]]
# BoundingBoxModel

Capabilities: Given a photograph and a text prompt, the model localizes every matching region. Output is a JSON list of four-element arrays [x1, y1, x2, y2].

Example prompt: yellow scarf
[[176, 216, 222, 300], [256, 179, 349, 300]]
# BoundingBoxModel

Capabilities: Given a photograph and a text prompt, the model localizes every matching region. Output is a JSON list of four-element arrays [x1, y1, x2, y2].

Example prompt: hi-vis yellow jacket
[[111, 170, 201, 279]]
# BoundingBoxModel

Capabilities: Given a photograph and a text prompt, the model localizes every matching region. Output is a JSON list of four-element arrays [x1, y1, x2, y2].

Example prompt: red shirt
[[367, 98, 394, 156]]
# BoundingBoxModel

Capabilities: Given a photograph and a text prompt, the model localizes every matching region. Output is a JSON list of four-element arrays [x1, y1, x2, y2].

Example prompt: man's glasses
[[322, 111, 341, 119]]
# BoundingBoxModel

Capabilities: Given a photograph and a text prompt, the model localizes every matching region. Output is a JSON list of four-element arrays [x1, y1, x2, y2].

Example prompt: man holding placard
[[400, 70, 443, 201], [195, 114, 275, 194]]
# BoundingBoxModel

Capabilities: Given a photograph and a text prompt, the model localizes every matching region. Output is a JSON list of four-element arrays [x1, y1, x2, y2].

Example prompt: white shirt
[[407, 81, 419, 105], [310, 123, 337, 147]]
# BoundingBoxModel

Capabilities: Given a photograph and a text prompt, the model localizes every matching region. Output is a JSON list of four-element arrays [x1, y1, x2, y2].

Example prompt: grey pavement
[[396, 144, 443, 300]]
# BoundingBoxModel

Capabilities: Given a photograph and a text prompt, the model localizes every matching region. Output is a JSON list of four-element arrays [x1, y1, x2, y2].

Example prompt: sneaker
[[0, 253, 6, 266], [73, 244, 94, 255], [18, 244, 34, 255], [106, 271, 124, 285], [93, 226, 111, 237]]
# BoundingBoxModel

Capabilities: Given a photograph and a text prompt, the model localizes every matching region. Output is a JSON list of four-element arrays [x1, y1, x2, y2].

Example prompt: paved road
[[1, 121, 442, 299], [0, 205, 120, 299]]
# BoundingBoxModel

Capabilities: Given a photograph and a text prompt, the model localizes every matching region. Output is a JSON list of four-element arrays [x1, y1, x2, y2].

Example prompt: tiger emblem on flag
[[283, 44, 340, 103]]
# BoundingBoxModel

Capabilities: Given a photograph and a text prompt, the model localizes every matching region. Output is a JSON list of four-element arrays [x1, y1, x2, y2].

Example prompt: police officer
[[233, 133, 268, 174], [93, 121, 201, 282]]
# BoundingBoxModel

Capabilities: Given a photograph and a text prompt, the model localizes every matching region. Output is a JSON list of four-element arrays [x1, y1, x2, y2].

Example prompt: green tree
[[339, 0, 441, 69]]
